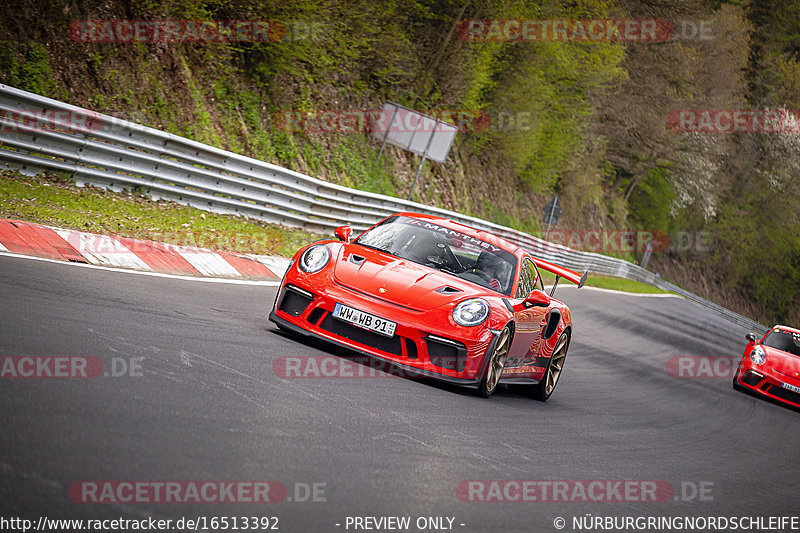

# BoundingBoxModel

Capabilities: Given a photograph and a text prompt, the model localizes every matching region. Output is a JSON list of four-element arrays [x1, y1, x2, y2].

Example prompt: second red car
[[734, 325, 800, 409]]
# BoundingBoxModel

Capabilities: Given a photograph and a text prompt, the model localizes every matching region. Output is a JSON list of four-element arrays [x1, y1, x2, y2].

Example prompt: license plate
[[333, 303, 397, 338], [781, 381, 800, 394]]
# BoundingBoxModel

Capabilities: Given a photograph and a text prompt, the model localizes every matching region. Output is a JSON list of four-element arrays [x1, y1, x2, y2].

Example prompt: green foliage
[[483, 199, 541, 235], [467, 36, 626, 192], [710, 176, 800, 323], [326, 137, 397, 196], [0, 41, 59, 97], [459, 43, 506, 113], [626, 167, 677, 232]]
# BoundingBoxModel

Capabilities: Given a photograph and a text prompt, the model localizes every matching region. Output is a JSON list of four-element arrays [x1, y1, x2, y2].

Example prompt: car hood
[[333, 243, 486, 311], [763, 346, 800, 377]]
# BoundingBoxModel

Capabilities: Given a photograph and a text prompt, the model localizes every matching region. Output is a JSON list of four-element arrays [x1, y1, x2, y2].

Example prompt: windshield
[[762, 329, 800, 357], [355, 216, 517, 296]]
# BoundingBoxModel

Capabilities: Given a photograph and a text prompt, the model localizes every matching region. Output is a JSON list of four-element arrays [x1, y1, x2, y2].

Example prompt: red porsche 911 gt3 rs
[[269, 213, 586, 398], [734, 325, 800, 409]]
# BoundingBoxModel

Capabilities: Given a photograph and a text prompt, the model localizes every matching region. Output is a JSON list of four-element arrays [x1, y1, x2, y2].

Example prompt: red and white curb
[[0, 219, 290, 281]]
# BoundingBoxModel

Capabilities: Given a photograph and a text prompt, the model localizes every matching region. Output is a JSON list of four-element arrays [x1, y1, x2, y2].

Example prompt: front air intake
[[425, 335, 467, 372], [277, 285, 313, 317]]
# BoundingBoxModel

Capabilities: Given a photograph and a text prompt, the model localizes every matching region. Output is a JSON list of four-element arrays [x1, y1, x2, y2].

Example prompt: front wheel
[[530, 331, 570, 401], [477, 325, 512, 397]]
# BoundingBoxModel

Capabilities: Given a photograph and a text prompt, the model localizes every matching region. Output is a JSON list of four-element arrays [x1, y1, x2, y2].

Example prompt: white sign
[[371, 102, 457, 163]]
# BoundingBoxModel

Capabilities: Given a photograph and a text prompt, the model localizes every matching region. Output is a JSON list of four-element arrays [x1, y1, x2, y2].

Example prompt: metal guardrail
[[0, 83, 767, 334]]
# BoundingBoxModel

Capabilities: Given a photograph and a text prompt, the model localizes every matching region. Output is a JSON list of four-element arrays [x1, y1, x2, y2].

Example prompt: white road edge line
[[553, 284, 681, 298], [0, 251, 281, 286]]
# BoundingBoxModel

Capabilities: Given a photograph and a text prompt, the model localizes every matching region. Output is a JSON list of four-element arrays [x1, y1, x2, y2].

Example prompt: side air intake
[[543, 309, 561, 339]]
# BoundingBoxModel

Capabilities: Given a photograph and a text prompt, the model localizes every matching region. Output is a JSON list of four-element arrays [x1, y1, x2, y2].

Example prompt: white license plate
[[333, 303, 397, 338], [781, 381, 800, 394]]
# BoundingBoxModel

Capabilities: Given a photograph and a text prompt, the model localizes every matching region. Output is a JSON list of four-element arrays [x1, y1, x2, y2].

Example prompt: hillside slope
[[1, 0, 798, 325]]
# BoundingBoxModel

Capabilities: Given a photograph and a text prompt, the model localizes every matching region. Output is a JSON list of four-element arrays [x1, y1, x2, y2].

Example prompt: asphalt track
[[1, 253, 799, 532]]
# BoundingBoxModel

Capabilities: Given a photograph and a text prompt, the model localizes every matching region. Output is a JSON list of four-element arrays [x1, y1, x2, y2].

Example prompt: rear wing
[[533, 258, 587, 296]]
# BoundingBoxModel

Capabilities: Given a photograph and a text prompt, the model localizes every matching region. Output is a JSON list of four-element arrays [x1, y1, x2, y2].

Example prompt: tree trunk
[[623, 170, 648, 202]]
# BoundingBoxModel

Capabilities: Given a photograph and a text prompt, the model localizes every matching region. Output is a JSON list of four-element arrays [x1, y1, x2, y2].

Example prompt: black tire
[[477, 325, 512, 398], [530, 331, 570, 401]]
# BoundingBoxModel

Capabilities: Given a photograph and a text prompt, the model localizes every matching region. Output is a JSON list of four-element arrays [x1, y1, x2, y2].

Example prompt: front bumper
[[735, 360, 800, 409], [269, 273, 498, 385]]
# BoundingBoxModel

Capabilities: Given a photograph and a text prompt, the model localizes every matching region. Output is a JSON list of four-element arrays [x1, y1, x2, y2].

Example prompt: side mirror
[[745, 333, 757, 344], [334, 225, 352, 242], [524, 289, 550, 308]]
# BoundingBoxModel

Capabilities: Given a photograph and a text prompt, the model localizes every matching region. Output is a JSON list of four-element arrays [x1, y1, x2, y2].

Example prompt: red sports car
[[734, 325, 800, 409], [269, 212, 586, 398]]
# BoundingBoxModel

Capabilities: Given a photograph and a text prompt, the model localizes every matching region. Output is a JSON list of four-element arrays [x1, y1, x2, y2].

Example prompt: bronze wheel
[[477, 326, 511, 397], [531, 331, 570, 401]]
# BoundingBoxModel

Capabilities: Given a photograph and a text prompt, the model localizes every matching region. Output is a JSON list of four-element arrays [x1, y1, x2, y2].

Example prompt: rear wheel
[[530, 331, 570, 401], [477, 326, 511, 398]]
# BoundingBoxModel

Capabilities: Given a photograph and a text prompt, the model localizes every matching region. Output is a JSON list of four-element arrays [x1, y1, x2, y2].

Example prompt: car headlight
[[452, 298, 490, 327], [750, 346, 766, 365], [298, 245, 330, 273]]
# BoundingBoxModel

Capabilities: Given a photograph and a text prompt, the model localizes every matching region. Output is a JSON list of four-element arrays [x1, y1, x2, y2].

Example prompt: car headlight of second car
[[452, 298, 490, 327], [750, 346, 766, 365], [299, 245, 331, 273]]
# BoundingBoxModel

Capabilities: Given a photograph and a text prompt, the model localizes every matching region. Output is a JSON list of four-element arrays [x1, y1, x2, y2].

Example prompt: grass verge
[[582, 274, 671, 294], [540, 271, 671, 295], [0, 170, 320, 257]]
